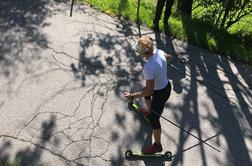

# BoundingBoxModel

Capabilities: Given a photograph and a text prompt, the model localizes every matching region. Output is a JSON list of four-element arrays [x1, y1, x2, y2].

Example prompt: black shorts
[[145, 82, 172, 129]]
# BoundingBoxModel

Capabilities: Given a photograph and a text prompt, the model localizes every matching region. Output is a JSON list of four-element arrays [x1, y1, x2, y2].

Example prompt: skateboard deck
[[125, 150, 172, 160]]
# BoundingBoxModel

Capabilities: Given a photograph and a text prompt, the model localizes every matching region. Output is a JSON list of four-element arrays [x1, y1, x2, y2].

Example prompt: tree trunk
[[219, 0, 233, 29], [177, 0, 193, 18]]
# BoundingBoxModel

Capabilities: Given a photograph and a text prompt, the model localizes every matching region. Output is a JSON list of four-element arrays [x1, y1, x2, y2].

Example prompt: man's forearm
[[131, 88, 153, 98]]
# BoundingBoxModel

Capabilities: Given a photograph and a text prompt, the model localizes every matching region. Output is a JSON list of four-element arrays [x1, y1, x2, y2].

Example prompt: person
[[153, 0, 175, 31], [123, 36, 172, 154]]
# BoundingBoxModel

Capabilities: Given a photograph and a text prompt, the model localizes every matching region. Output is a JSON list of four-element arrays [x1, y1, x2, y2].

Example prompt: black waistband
[[154, 81, 170, 92]]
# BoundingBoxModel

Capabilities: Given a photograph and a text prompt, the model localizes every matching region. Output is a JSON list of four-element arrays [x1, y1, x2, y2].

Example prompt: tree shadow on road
[[0, 0, 70, 94], [199, 54, 252, 166], [159, 15, 252, 165], [0, 140, 11, 165], [67, 17, 151, 165], [0, 0, 49, 78], [15, 115, 57, 166], [63, 3, 251, 166], [0, 115, 58, 166], [155, 32, 186, 94], [1, 1, 155, 166]]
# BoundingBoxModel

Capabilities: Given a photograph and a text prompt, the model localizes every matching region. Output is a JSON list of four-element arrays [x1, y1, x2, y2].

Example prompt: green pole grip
[[132, 103, 139, 110]]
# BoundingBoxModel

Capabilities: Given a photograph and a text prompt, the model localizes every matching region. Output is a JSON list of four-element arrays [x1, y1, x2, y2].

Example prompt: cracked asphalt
[[0, 1, 252, 166]]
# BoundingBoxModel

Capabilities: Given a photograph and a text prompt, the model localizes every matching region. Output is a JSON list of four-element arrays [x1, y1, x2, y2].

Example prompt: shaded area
[[0, 140, 11, 164], [15, 116, 57, 166], [199, 55, 252, 166], [0, 0, 69, 89], [0, 115, 58, 166], [69, 18, 154, 165], [69, 12, 251, 164], [157, 25, 252, 165], [0, 0, 49, 78], [1, 1, 251, 166], [71, 18, 144, 94]]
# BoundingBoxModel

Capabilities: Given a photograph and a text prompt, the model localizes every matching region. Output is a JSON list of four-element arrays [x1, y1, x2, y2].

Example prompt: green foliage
[[193, 0, 252, 31], [3, 160, 19, 166], [80, 0, 252, 64]]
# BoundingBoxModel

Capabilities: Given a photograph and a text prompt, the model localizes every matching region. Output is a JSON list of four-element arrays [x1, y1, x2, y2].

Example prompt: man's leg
[[153, 128, 161, 144], [143, 84, 171, 154], [142, 102, 164, 154], [153, 0, 166, 31], [163, 0, 174, 24]]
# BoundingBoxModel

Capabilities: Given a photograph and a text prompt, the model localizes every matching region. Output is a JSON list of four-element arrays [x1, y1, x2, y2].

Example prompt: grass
[[80, 0, 252, 65], [2, 160, 19, 166]]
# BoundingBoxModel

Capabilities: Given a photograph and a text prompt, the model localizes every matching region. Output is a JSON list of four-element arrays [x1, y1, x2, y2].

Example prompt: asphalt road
[[0, 1, 251, 166]]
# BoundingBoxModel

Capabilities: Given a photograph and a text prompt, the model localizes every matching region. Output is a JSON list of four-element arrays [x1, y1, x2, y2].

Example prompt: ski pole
[[133, 99, 221, 152]]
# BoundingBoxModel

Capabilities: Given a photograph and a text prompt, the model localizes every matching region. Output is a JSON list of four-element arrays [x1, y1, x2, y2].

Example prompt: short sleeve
[[144, 64, 154, 80]]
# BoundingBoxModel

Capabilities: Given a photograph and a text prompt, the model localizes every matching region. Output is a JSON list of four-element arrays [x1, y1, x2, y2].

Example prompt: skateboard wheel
[[164, 151, 172, 158], [125, 150, 133, 157]]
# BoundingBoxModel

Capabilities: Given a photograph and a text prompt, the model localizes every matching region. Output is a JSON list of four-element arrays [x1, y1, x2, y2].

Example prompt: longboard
[[125, 150, 172, 160]]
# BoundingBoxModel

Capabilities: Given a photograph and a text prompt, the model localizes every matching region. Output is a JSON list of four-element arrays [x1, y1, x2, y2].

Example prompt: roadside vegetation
[[80, 0, 252, 65], [2, 160, 19, 166]]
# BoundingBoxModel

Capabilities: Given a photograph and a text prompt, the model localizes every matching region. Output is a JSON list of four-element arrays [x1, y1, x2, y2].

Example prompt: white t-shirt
[[143, 49, 168, 90]]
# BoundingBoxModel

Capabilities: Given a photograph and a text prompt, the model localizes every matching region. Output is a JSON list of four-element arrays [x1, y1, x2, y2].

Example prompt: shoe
[[143, 143, 163, 155]]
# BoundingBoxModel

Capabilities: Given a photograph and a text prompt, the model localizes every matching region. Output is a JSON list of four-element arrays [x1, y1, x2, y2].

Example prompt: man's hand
[[123, 91, 133, 100], [165, 53, 172, 62]]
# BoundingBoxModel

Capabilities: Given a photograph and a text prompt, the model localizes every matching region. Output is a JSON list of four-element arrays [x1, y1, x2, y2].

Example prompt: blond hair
[[135, 36, 154, 55]]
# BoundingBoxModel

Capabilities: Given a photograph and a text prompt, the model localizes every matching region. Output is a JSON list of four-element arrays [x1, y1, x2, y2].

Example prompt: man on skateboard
[[124, 36, 172, 155]]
